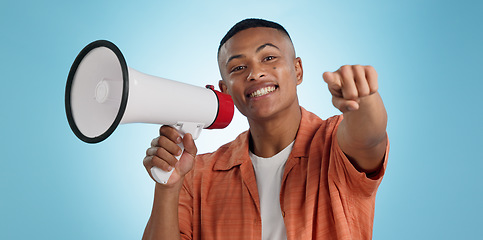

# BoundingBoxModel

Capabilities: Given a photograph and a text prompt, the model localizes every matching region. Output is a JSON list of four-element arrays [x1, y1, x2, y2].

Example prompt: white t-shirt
[[249, 141, 294, 240]]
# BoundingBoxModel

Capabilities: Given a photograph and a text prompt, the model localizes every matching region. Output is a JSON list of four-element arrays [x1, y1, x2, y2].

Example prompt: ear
[[294, 57, 303, 85], [218, 80, 229, 94]]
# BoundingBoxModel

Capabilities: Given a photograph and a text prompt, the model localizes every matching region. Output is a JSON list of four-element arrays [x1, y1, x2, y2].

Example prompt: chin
[[246, 105, 280, 121]]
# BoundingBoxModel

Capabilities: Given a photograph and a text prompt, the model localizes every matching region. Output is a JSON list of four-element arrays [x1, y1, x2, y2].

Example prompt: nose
[[247, 63, 266, 81]]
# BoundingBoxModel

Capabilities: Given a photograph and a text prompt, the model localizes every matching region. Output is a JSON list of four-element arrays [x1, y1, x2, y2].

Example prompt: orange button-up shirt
[[179, 107, 388, 240]]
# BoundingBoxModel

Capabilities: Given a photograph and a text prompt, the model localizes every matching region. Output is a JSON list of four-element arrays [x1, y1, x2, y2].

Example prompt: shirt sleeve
[[328, 116, 389, 198]]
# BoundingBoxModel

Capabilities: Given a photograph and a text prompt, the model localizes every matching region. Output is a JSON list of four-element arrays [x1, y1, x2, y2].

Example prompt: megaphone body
[[65, 40, 234, 184]]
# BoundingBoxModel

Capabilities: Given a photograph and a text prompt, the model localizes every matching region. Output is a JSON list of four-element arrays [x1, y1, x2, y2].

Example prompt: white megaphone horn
[[65, 40, 234, 184]]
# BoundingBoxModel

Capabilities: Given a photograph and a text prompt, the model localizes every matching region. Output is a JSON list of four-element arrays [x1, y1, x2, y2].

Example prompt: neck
[[248, 105, 302, 158]]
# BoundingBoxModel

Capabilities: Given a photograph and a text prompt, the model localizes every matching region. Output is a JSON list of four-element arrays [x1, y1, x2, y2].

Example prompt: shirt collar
[[291, 107, 325, 158], [212, 107, 324, 171], [212, 131, 250, 171]]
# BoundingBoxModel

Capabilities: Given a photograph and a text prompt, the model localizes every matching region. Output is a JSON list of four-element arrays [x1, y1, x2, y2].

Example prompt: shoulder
[[290, 107, 342, 157], [300, 107, 341, 130], [299, 107, 342, 142]]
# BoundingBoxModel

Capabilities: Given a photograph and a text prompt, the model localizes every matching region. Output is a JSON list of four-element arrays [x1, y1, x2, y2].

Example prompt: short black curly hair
[[218, 18, 291, 54]]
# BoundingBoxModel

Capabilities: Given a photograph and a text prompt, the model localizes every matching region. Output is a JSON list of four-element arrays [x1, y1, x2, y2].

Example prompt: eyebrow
[[226, 54, 243, 67], [225, 43, 280, 67], [256, 43, 279, 53]]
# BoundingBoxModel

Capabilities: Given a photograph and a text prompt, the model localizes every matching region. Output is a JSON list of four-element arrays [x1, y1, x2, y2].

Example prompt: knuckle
[[340, 64, 350, 70], [156, 147, 164, 157], [364, 65, 374, 71], [370, 85, 379, 94], [332, 96, 339, 105], [154, 159, 168, 171], [158, 147, 178, 165], [143, 156, 152, 167], [188, 148, 198, 158], [339, 65, 351, 75], [146, 147, 156, 156], [342, 86, 357, 98], [359, 88, 370, 96], [158, 136, 171, 148], [159, 125, 170, 134], [155, 148, 167, 159], [353, 64, 364, 73], [159, 137, 180, 156], [152, 156, 170, 171], [345, 92, 358, 100], [151, 155, 161, 165], [151, 137, 159, 147], [365, 65, 378, 76], [159, 161, 172, 172], [187, 137, 198, 153], [160, 125, 177, 139]]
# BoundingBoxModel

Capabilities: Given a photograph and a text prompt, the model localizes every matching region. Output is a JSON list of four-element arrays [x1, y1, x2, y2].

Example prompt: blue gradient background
[[1, 0, 482, 239]]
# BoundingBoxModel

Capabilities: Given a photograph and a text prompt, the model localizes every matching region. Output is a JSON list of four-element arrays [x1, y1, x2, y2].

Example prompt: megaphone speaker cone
[[65, 40, 129, 143]]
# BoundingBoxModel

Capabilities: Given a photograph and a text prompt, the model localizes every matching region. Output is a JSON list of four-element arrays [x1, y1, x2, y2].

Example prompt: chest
[[192, 157, 336, 239]]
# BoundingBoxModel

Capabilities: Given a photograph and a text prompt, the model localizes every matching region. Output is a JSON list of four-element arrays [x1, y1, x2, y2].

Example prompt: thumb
[[175, 133, 197, 177], [332, 96, 360, 113]]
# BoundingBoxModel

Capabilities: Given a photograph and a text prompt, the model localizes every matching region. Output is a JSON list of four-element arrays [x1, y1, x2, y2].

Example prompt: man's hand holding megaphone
[[144, 125, 198, 187]]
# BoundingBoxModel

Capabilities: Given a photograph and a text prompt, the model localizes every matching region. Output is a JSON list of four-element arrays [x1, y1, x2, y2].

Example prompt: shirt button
[[282, 211, 285, 217]]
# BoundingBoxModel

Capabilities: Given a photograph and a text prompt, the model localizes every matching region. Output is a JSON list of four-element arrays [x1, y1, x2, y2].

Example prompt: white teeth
[[249, 86, 276, 98]]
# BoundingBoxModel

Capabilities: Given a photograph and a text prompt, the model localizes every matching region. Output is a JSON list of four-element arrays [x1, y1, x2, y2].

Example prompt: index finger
[[323, 71, 343, 98], [322, 71, 339, 86], [159, 125, 182, 144]]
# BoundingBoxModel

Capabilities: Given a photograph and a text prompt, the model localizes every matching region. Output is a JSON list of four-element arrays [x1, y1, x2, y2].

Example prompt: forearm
[[323, 65, 387, 172], [337, 92, 387, 172], [339, 92, 387, 148], [143, 183, 182, 240]]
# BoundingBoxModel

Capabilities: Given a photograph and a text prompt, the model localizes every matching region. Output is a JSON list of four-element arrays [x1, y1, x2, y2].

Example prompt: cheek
[[224, 81, 244, 102]]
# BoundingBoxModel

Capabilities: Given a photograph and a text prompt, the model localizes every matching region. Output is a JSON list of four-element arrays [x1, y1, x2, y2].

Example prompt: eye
[[230, 65, 246, 73], [264, 56, 276, 61]]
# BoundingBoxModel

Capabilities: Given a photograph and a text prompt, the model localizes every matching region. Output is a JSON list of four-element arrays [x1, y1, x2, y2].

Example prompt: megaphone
[[65, 40, 234, 184]]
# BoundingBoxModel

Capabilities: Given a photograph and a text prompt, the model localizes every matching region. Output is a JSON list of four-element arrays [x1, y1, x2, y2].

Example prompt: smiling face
[[218, 27, 303, 122]]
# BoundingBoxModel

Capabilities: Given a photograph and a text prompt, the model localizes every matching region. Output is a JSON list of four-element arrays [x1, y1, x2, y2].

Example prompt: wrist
[[154, 178, 184, 195]]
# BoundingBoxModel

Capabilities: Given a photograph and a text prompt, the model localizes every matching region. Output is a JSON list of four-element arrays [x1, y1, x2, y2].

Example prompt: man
[[142, 18, 388, 240]]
